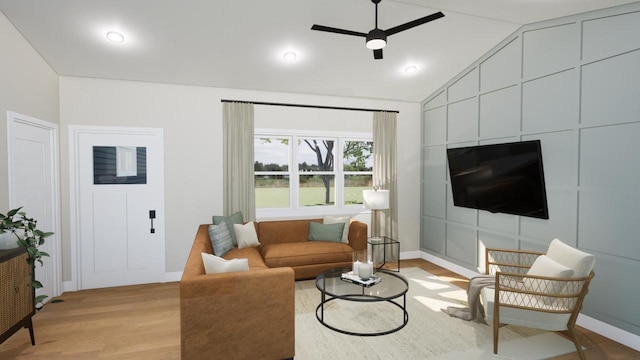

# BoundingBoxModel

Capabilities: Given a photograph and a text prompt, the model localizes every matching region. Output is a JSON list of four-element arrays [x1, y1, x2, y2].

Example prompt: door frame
[[7, 111, 62, 298], [69, 125, 165, 291]]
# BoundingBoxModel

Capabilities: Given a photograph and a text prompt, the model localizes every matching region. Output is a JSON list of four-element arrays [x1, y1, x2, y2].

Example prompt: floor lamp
[[363, 188, 389, 240]]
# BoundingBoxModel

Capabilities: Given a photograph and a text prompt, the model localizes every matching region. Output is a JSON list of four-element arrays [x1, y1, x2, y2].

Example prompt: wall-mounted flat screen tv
[[446, 140, 549, 219]]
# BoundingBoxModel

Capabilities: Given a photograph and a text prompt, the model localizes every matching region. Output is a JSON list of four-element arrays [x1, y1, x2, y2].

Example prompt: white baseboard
[[399, 250, 421, 260], [63, 280, 77, 292], [420, 251, 480, 279], [576, 313, 640, 352], [419, 251, 640, 352], [165, 271, 183, 282]]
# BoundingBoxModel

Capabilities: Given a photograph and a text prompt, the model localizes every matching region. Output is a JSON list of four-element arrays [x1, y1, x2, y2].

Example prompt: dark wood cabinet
[[0, 247, 35, 345]]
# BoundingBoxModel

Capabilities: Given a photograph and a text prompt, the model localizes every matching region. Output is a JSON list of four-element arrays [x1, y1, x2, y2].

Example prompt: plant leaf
[[7, 208, 21, 217]]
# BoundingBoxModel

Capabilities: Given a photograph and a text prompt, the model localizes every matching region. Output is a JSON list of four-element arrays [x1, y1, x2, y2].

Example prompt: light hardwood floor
[[0, 259, 637, 359]]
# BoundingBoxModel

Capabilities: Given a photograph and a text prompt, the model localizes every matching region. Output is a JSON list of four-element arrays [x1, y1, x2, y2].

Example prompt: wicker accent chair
[[480, 239, 595, 360]]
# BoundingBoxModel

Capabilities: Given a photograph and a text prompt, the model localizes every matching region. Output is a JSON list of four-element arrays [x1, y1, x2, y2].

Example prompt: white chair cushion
[[546, 239, 595, 277], [526, 255, 574, 305], [481, 287, 571, 331]]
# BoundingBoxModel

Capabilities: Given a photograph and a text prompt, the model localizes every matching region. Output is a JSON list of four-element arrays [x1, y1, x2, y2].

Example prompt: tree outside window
[[255, 133, 372, 212]]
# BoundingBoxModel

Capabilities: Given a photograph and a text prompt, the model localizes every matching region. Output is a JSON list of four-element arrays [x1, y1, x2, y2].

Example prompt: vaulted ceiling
[[1, 0, 636, 102]]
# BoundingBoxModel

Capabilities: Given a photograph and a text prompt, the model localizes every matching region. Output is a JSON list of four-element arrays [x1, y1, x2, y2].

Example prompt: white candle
[[358, 262, 373, 280], [353, 260, 360, 274]]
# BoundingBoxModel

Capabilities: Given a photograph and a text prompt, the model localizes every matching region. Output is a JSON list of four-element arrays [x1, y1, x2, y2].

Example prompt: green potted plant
[[0, 207, 53, 306]]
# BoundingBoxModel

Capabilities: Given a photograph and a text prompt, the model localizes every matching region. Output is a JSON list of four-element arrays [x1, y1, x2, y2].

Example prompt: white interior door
[[72, 127, 165, 290], [7, 111, 61, 303]]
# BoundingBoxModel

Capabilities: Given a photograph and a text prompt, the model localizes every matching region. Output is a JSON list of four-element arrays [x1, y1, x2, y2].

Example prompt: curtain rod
[[221, 99, 399, 114]]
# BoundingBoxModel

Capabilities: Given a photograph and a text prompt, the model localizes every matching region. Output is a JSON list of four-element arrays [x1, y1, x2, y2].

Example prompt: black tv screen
[[446, 140, 549, 219]]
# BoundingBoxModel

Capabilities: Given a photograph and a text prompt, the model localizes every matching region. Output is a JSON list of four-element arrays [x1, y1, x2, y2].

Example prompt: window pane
[[255, 138, 289, 171], [344, 174, 372, 205], [255, 175, 290, 208], [299, 175, 334, 207], [298, 138, 334, 171], [343, 141, 373, 171]]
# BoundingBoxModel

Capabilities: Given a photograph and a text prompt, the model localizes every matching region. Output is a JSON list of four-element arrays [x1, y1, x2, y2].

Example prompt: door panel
[[8, 112, 61, 303], [74, 127, 165, 289]]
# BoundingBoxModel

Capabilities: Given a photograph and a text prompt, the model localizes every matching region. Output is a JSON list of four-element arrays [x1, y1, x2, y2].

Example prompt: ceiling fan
[[311, 0, 444, 60]]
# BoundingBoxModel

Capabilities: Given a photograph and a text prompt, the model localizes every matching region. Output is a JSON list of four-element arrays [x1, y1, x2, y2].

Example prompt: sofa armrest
[[180, 267, 295, 360], [348, 220, 368, 252]]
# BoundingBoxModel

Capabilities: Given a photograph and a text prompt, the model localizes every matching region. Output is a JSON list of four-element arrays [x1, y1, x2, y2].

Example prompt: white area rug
[[295, 267, 578, 359]]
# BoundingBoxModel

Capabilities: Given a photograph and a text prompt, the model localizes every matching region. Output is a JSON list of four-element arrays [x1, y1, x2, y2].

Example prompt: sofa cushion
[[323, 215, 351, 243], [257, 219, 322, 245], [260, 241, 353, 268], [201, 253, 249, 274], [224, 247, 268, 269], [234, 222, 261, 248], [213, 211, 244, 246], [308, 222, 344, 242], [208, 221, 234, 256]]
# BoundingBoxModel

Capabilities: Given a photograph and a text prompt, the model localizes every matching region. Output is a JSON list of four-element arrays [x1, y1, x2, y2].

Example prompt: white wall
[[0, 11, 59, 210], [59, 76, 421, 278], [255, 105, 372, 133], [421, 3, 640, 339]]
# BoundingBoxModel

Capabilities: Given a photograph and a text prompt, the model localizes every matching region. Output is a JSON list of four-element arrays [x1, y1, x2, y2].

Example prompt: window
[[255, 131, 372, 217], [254, 137, 290, 209]]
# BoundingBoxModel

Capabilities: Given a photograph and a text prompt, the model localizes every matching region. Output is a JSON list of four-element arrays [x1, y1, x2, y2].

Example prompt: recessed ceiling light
[[283, 51, 297, 62], [404, 65, 418, 74], [106, 31, 125, 43]]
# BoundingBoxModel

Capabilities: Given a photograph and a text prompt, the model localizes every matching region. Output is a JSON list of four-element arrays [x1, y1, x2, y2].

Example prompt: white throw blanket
[[441, 275, 494, 324]]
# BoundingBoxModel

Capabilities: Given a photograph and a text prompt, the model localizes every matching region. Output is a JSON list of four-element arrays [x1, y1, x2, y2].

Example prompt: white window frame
[[255, 129, 372, 220]]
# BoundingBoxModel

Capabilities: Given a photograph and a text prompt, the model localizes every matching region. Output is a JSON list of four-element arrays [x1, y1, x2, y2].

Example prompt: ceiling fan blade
[[385, 11, 444, 36], [311, 24, 367, 37], [373, 49, 383, 60]]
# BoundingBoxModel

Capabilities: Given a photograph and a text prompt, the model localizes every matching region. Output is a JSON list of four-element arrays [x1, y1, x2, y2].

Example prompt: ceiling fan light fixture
[[366, 29, 387, 50]]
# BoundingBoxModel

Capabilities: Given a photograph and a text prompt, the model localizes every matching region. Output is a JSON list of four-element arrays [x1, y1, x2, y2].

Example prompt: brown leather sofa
[[180, 218, 367, 360]]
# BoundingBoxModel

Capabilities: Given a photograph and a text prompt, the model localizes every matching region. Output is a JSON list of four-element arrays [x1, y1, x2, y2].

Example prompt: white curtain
[[223, 102, 255, 221], [373, 111, 398, 259]]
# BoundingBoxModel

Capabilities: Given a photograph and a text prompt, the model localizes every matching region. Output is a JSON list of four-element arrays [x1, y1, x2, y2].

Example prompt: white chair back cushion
[[546, 239, 595, 277]]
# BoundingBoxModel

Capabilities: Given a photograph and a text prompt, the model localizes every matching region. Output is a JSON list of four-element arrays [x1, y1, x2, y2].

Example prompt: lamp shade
[[363, 189, 389, 210]]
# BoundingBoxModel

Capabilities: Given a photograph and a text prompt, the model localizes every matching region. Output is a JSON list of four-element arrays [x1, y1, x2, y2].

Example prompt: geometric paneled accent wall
[[421, 3, 640, 336]]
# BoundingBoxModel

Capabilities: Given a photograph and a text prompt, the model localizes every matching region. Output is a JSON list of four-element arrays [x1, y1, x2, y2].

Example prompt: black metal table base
[[315, 293, 409, 336]]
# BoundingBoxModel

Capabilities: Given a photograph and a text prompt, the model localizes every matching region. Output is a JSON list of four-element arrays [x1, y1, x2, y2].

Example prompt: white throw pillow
[[234, 222, 261, 249], [201, 253, 249, 274], [525, 255, 574, 304], [546, 238, 595, 278], [323, 215, 351, 243]]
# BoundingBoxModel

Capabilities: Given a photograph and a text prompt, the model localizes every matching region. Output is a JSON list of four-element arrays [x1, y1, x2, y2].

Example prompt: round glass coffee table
[[315, 267, 409, 336]]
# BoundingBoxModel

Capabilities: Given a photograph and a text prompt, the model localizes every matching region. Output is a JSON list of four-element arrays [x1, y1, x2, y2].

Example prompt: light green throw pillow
[[208, 221, 233, 257], [323, 215, 351, 243], [212, 211, 243, 246], [308, 222, 345, 242]]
